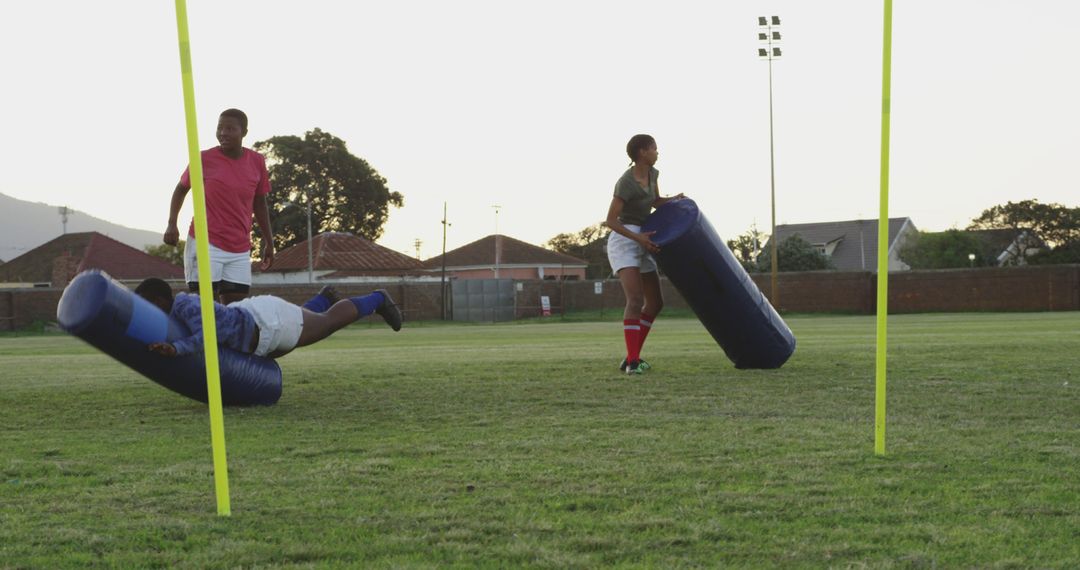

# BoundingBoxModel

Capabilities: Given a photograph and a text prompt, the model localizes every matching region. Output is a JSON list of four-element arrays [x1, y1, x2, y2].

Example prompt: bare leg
[[617, 266, 645, 319], [640, 270, 664, 318], [219, 290, 246, 305], [295, 300, 360, 348]]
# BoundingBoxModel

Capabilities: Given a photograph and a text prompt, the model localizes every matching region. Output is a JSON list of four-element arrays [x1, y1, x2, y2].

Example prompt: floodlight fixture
[[756, 15, 784, 306]]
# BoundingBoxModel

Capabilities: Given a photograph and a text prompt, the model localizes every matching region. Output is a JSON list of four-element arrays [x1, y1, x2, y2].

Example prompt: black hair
[[626, 134, 656, 165], [219, 108, 248, 132], [135, 278, 174, 309]]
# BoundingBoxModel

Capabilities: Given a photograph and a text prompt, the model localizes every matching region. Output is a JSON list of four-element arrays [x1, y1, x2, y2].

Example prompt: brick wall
[[888, 265, 1080, 313], [2, 266, 1077, 331]]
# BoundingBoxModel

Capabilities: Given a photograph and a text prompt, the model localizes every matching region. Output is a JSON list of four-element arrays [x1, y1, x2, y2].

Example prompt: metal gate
[[451, 279, 515, 322]]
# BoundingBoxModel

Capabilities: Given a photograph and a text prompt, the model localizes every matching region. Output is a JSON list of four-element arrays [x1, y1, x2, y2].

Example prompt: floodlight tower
[[758, 15, 782, 308]]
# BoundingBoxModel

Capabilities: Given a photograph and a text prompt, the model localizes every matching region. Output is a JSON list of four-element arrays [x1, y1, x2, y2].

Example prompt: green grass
[[1, 312, 1078, 568]]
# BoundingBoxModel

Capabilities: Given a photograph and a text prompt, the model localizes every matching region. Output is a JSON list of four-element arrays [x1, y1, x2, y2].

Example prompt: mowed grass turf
[[1, 312, 1078, 568]]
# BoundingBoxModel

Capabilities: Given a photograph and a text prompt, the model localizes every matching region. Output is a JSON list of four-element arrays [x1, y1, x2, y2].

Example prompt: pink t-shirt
[[180, 146, 271, 253]]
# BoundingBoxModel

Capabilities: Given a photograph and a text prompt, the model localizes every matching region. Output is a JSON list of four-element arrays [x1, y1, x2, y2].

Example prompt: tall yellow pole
[[174, 0, 231, 514], [875, 0, 894, 456]]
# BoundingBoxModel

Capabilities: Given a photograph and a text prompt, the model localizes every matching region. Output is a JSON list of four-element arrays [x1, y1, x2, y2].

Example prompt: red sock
[[623, 319, 641, 363], [638, 312, 655, 355]]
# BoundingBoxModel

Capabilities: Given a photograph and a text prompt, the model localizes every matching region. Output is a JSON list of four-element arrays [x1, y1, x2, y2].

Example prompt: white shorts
[[184, 238, 253, 285], [229, 296, 304, 357], [607, 225, 658, 274]]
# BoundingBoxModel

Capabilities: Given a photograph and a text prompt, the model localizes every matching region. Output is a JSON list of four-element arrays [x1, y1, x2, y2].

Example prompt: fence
[[1, 265, 1077, 331]]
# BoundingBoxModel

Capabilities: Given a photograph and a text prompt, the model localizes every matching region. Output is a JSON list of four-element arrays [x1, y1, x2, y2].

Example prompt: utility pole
[[492, 204, 502, 279], [58, 206, 73, 235], [440, 202, 450, 320], [305, 191, 313, 283], [413, 238, 423, 260]]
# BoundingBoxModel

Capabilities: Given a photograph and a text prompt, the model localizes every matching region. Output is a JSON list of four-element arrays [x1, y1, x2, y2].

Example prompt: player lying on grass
[[133, 278, 402, 359]]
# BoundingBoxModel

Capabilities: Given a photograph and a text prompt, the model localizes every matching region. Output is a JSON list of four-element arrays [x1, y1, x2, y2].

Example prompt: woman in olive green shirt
[[605, 134, 684, 375]]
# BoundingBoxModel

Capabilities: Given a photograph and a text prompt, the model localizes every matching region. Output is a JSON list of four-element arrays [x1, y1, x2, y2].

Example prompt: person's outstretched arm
[[606, 196, 659, 254], [164, 182, 191, 246], [161, 294, 205, 356], [651, 182, 686, 209]]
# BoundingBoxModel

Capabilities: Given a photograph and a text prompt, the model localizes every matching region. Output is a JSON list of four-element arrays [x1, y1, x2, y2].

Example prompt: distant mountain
[[0, 192, 161, 262]]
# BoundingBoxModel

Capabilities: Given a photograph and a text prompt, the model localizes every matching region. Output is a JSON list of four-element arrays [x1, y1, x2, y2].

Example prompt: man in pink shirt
[[163, 108, 275, 304]]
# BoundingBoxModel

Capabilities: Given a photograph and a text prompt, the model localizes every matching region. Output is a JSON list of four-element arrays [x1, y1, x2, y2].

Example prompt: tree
[[898, 230, 987, 269], [1028, 240, 1080, 265], [145, 241, 185, 266], [546, 222, 610, 279], [967, 199, 1079, 249], [726, 227, 767, 272], [253, 129, 404, 252], [755, 234, 832, 272]]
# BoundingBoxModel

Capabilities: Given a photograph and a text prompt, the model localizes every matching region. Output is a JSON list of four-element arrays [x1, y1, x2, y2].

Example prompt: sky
[[1, 1, 1077, 260]]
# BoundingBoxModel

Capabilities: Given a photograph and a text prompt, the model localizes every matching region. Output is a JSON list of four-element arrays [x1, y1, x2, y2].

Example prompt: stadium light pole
[[758, 15, 782, 308]]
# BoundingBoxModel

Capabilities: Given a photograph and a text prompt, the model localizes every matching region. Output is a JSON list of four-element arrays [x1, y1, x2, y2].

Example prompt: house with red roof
[[254, 231, 432, 284], [423, 234, 587, 280], [0, 232, 183, 287]]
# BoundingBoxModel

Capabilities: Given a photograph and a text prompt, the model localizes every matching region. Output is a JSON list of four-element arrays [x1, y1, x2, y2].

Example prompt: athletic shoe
[[318, 285, 341, 306], [625, 360, 644, 375], [374, 289, 403, 331], [620, 358, 650, 372]]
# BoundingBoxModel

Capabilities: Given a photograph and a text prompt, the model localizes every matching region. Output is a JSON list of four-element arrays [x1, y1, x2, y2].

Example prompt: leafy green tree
[[546, 222, 610, 279], [726, 227, 767, 272], [253, 129, 404, 252], [756, 234, 832, 272], [967, 199, 1078, 248], [145, 241, 185, 266], [898, 230, 987, 269], [1028, 241, 1080, 265]]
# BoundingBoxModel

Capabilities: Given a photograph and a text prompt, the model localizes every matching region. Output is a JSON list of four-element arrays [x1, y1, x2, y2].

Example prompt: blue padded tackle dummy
[[57, 270, 283, 405], [641, 199, 796, 369]]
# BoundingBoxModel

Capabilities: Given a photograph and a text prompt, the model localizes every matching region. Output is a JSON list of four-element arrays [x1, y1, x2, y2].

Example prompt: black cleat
[[619, 358, 650, 372], [318, 285, 341, 306], [374, 289, 403, 331]]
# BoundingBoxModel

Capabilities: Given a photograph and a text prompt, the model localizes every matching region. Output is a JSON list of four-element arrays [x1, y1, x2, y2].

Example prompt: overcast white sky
[[1, 1, 1076, 259]]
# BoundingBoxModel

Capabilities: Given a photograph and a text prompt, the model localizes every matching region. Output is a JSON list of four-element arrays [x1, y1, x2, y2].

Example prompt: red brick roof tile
[[263, 232, 425, 274], [423, 234, 587, 269], [0, 232, 183, 284]]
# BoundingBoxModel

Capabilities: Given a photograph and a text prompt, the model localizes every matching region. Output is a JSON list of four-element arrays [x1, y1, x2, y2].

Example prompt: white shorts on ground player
[[230, 295, 304, 357], [607, 224, 658, 274], [184, 238, 253, 285]]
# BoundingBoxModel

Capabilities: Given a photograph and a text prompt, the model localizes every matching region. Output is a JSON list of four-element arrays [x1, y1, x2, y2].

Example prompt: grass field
[[1, 312, 1078, 568]]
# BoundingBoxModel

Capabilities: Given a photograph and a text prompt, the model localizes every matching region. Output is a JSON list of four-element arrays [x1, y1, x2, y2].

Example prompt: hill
[[0, 192, 161, 262]]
